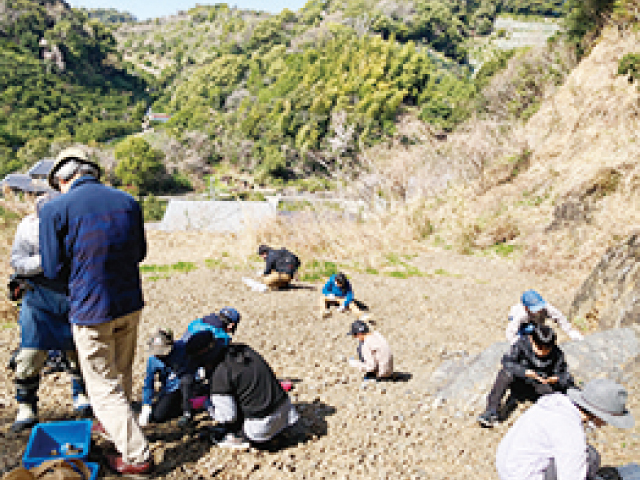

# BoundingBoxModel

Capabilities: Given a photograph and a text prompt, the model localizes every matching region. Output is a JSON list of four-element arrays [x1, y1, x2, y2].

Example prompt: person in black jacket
[[478, 324, 574, 428], [258, 245, 300, 290], [206, 343, 299, 449]]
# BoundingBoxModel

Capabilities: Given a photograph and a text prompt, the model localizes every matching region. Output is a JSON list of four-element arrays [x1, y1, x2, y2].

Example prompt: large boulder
[[570, 232, 640, 329], [428, 328, 639, 409]]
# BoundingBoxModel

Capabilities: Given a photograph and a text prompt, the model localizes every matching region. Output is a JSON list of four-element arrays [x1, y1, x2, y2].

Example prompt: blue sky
[[67, 1, 308, 20]]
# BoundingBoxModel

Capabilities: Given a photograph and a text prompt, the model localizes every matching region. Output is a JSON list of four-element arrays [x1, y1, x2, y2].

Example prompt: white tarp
[[158, 200, 276, 232]]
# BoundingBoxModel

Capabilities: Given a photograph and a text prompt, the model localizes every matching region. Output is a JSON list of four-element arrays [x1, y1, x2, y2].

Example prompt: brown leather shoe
[[107, 455, 151, 478]]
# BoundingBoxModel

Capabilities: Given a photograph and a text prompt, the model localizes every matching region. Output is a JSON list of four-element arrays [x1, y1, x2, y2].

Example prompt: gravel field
[[0, 232, 637, 480]]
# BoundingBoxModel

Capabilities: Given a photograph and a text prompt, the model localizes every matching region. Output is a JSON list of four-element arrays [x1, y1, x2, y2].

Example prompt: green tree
[[114, 137, 166, 194]]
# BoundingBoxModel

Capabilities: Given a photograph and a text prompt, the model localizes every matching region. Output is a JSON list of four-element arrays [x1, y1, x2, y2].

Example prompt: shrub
[[114, 137, 166, 194]]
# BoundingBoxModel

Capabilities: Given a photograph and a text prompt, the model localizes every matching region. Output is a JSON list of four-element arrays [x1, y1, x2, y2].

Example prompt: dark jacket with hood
[[263, 248, 298, 275]]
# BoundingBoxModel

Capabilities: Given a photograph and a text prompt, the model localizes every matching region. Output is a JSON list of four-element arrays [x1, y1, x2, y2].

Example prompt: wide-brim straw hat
[[567, 378, 635, 429], [48, 146, 102, 190]]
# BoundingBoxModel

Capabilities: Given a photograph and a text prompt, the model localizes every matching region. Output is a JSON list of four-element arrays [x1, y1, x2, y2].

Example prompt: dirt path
[[0, 237, 637, 480]]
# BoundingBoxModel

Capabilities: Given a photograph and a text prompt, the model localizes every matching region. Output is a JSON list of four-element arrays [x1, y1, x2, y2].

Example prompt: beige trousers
[[263, 272, 292, 290], [72, 310, 149, 464], [319, 297, 365, 319]]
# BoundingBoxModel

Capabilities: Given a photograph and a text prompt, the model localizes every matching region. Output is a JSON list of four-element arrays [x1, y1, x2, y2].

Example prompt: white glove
[[348, 358, 360, 368], [569, 330, 584, 341], [139, 404, 152, 427], [337, 305, 346, 313]]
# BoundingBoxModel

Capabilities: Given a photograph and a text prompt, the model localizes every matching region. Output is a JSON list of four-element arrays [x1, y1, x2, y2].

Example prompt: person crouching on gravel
[[320, 272, 370, 320], [258, 245, 300, 290], [478, 325, 574, 428], [139, 329, 225, 427], [506, 289, 583, 345], [184, 307, 241, 345], [206, 343, 299, 449], [346, 320, 394, 381]]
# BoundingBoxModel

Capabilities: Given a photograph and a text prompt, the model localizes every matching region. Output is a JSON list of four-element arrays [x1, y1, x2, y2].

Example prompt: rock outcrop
[[428, 328, 639, 409], [570, 232, 640, 329]]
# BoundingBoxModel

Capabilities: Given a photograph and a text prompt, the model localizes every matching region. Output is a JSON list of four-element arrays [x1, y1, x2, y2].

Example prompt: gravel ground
[[0, 234, 637, 480]]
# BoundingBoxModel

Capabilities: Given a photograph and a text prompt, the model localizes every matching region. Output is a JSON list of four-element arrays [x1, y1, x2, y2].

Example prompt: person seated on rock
[[206, 343, 299, 449], [258, 244, 300, 290], [478, 324, 574, 428], [183, 307, 241, 345], [320, 272, 370, 320], [506, 289, 583, 345], [139, 329, 225, 427], [346, 320, 394, 381], [10, 192, 91, 432], [495, 378, 634, 480]]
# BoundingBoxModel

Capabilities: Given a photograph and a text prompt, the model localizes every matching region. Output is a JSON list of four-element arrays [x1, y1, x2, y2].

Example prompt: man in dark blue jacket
[[39, 147, 150, 476], [258, 245, 299, 290]]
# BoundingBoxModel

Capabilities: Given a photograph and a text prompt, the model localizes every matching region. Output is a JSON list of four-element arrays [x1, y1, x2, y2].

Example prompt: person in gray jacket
[[9, 192, 90, 432]]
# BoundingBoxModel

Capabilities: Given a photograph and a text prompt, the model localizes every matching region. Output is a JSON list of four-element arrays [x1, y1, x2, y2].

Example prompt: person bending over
[[320, 272, 370, 320], [346, 320, 394, 381], [207, 343, 299, 449]]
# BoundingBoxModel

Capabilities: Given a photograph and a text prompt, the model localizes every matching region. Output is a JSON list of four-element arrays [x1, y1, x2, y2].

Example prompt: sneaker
[[217, 433, 250, 450], [11, 403, 37, 433], [477, 410, 499, 428], [107, 455, 151, 478], [73, 394, 92, 417]]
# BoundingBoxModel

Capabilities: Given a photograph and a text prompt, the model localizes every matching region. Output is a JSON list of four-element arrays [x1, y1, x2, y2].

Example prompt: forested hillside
[[113, 0, 568, 184], [0, 0, 150, 177], [0, 0, 617, 190]]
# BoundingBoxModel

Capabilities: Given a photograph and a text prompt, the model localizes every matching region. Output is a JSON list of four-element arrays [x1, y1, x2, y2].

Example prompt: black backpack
[[276, 249, 300, 275]]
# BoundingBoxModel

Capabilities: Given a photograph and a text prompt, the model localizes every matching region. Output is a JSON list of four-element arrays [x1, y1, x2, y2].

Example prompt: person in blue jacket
[[320, 272, 370, 320], [139, 325, 230, 427], [183, 307, 241, 344]]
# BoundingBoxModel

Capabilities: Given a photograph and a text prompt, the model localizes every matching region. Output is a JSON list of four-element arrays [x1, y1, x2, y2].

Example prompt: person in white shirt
[[506, 289, 584, 345], [496, 378, 634, 480], [346, 320, 394, 380]]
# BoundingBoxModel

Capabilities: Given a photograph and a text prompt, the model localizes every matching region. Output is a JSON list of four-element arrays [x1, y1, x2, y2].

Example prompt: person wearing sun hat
[[39, 146, 150, 476], [496, 378, 635, 480], [506, 289, 584, 345]]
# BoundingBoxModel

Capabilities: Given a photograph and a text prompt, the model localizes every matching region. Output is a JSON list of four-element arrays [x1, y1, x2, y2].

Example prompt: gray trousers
[[544, 444, 601, 480]]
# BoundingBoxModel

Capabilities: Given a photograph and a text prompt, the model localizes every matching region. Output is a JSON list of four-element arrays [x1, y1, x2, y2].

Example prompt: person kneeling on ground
[[496, 378, 634, 480], [507, 289, 583, 345], [207, 343, 299, 449], [258, 245, 300, 290], [320, 272, 370, 321], [346, 320, 393, 381], [139, 329, 225, 427], [184, 307, 241, 345], [478, 325, 574, 428]]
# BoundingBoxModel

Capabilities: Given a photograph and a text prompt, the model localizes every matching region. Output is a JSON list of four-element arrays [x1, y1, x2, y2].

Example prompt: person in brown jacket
[[347, 320, 394, 380]]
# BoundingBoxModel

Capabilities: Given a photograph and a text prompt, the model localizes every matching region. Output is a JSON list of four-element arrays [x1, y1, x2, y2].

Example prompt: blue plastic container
[[22, 420, 92, 470], [84, 461, 100, 480]]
